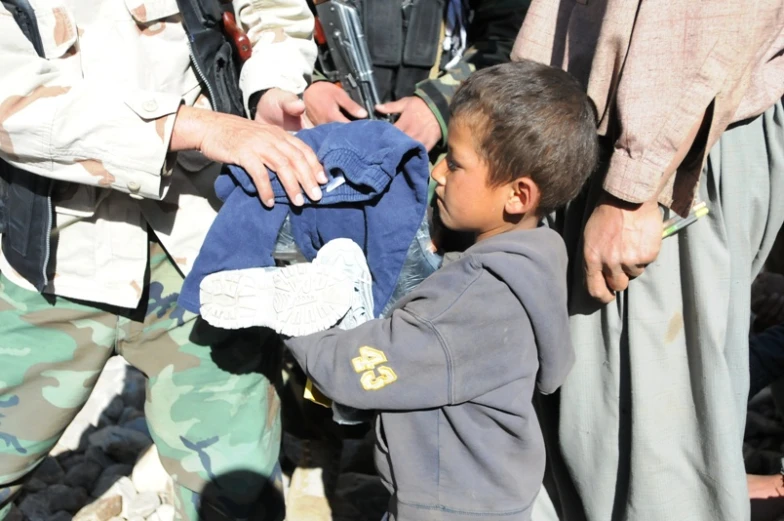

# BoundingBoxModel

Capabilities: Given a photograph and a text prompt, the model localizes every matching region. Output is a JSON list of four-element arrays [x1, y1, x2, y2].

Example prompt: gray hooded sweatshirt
[[286, 227, 574, 521]]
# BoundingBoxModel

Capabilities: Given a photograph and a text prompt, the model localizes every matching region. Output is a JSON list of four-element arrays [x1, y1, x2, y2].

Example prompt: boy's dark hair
[[450, 60, 599, 215]]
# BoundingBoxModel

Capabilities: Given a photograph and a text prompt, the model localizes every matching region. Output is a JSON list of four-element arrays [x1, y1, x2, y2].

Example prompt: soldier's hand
[[255, 88, 308, 131], [376, 97, 441, 151], [171, 106, 327, 208], [303, 82, 368, 125]]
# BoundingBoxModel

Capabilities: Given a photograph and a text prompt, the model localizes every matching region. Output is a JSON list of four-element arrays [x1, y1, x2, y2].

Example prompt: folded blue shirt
[[178, 120, 430, 316]]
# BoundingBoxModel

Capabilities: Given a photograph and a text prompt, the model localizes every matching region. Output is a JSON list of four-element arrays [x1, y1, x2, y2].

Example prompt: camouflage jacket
[[0, 0, 316, 308]]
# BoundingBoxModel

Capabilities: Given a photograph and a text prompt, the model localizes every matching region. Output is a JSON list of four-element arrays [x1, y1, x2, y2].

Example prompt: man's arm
[[582, 112, 707, 302], [286, 267, 533, 410], [233, 0, 317, 115], [512, 1, 776, 302], [0, 4, 323, 208], [285, 308, 453, 411]]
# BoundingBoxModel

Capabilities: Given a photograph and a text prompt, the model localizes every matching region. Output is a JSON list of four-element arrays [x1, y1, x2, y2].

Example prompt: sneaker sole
[[313, 239, 374, 328], [199, 263, 352, 335]]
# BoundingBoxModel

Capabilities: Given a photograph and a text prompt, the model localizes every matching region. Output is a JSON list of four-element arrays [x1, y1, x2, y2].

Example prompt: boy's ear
[[505, 177, 540, 216]]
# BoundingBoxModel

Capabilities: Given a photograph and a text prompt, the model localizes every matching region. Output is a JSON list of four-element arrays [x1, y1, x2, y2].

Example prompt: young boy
[[280, 60, 599, 521]]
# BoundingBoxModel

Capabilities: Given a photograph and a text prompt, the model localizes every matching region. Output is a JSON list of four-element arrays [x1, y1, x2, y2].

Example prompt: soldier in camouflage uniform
[[0, 0, 323, 519]]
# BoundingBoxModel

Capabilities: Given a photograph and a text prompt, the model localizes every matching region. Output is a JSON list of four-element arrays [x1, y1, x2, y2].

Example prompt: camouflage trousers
[[0, 241, 284, 520]]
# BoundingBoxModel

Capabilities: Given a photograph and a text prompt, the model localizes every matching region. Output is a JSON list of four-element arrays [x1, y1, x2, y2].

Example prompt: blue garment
[[179, 121, 430, 315]]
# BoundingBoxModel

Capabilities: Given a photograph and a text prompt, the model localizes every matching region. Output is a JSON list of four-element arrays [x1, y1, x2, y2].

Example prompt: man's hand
[[171, 105, 327, 207], [255, 88, 309, 131], [583, 193, 663, 303], [376, 96, 441, 151], [303, 81, 368, 125]]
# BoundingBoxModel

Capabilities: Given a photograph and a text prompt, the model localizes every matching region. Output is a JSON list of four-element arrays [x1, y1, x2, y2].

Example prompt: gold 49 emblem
[[351, 346, 398, 391]]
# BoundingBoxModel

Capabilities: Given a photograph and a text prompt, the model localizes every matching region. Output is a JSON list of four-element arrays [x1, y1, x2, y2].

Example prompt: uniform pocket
[[31, 1, 77, 59]]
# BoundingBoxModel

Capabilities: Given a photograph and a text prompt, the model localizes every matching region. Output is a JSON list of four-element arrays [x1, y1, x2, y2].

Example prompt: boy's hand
[[254, 88, 310, 131], [171, 105, 327, 207], [303, 81, 368, 125], [583, 192, 663, 303], [376, 97, 442, 151]]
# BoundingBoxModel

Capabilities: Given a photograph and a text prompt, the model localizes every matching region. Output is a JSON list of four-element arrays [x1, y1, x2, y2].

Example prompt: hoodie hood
[[467, 226, 574, 394]]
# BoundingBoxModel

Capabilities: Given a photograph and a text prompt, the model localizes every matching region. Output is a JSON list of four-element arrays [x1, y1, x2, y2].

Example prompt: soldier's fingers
[[335, 89, 368, 118], [242, 158, 275, 207], [277, 140, 322, 202], [376, 99, 407, 114], [282, 98, 306, 118], [286, 135, 327, 184], [258, 148, 304, 206], [259, 143, 305, 206], [327, 107, 352, 124]]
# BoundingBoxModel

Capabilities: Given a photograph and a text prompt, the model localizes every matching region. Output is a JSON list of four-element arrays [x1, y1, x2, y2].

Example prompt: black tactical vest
[[360, 0, 445, 102]]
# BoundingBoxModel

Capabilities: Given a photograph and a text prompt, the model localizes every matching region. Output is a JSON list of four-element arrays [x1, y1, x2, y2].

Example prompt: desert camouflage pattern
[[0, 242, 285, 520], [0, 0, 316, 309]]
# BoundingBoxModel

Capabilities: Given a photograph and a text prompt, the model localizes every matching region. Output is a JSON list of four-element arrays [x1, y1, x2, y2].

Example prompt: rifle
[[313, 0, 388, 120]]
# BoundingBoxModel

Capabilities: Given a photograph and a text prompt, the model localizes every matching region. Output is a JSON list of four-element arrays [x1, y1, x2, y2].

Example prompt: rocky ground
[[10, 355, 784, 521]]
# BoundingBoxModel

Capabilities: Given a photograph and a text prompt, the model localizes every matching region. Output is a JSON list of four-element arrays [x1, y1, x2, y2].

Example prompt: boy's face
[[431, 118, 518, 241]]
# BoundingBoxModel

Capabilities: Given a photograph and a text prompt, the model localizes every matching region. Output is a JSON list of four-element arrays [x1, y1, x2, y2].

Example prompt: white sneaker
[[199, 263, 353, 336], [313, 238, 374, 330], [312, 239, 377, 425]]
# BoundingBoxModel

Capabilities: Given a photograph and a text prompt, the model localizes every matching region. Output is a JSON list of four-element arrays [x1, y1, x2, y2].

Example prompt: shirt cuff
[[601, 150, 664, 205], [119, 90, 181, 199], [414, 83, 449, 148]]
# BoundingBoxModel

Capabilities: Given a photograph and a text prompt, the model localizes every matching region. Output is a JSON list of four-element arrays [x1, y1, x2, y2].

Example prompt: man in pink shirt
[[512, 2, 784, 520]]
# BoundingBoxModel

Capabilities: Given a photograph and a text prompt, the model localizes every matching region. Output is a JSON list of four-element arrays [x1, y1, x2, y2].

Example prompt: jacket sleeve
[[415, 0, 530, 146], [234, 0, 318, 114], [285, 306, 452, 410], [0, 6, 178, 200], [286, 263, 534, 410]]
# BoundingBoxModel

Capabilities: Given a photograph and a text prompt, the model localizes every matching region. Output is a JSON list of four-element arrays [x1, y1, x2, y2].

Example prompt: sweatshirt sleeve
[[234, 0, 317, 115], [286, 260, 536, 410], [285, 306, 452, 411], [0, 5, 178, 200]]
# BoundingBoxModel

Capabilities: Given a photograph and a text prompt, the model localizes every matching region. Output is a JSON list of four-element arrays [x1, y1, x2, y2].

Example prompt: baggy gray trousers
[[533, 98, 784, 521]]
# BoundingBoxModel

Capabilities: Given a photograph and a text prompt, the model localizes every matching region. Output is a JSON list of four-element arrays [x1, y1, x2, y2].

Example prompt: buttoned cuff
[[120, 90, 182, 199]]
